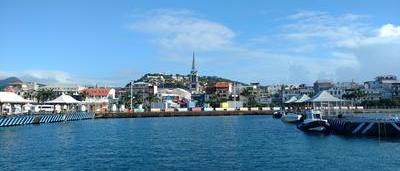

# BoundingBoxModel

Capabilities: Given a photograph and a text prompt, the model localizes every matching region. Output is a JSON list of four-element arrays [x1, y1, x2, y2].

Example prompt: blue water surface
[[1, 116, 399, 171]]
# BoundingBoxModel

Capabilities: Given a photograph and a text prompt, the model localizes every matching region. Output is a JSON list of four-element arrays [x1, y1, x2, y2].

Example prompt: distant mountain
[[0, 77, 23, 89]]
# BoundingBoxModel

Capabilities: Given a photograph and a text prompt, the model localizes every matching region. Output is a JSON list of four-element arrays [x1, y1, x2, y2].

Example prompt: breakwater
[[95, 110, 273, 118], [0, 112, 95, 127], [328, 117, 400, 137]]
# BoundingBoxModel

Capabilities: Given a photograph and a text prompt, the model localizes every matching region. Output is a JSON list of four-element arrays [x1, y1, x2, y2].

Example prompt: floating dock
[[328, 117, 400, 137], [0, 112, 95, 127]]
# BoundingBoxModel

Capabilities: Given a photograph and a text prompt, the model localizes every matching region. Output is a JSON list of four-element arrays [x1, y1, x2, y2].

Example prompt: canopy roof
[[307, 90, 344, 102], [285, 96, 298, 104], [295, 94, 311, 103], [46, 94, 80, 104], [0, 92, 32, 103]]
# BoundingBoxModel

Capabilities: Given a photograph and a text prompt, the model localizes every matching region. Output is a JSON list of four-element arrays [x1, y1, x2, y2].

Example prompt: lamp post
[[130, 81, 133, 112]]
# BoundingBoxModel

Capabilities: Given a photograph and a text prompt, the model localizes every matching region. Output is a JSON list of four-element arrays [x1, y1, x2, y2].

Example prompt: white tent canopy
[[285, 96, 298, 104], [0, 92, 32, 103], [46, 94, 80, 104], [307, 90, 344, 102], [295, 94, 311, 103]]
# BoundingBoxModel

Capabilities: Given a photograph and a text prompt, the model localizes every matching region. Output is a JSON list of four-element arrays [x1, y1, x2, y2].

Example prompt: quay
[[95, 110, 273, 118], [0, 112, 95, 127], [328, 117, 400, 137], [95, 108, 400, 119]]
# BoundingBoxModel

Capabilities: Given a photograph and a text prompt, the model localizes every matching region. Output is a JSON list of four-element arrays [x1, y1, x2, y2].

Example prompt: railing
[[0, 111, 95, 127]]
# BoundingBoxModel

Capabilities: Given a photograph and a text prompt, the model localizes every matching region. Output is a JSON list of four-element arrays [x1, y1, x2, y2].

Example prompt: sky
[[1, 0, 399, 86]]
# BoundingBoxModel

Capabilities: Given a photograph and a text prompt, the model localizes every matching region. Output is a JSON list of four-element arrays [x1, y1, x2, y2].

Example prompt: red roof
[[82, 88, 110, 97], [3, 86, 15, 93], [215, 82, 230, 89]]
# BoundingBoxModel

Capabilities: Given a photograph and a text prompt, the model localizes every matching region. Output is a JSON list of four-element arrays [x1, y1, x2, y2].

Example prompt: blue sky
[[1, 0, 400, 86]]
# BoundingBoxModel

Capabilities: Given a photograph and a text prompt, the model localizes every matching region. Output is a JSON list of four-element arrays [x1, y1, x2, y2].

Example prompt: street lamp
[[130, 80, 133, 112]]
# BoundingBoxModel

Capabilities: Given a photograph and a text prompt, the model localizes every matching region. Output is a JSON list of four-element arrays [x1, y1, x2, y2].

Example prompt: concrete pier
[[95, 110, 273, 118]]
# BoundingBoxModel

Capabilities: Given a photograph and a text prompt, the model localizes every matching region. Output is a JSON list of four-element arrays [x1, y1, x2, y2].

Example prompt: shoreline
[[95, 108, 400, 119], [95, 110, 273, 118]]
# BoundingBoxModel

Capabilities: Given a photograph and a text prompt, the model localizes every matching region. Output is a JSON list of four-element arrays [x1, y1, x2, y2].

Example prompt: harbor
[[2, 115, 400, 170], [2, 1, 400, 170]]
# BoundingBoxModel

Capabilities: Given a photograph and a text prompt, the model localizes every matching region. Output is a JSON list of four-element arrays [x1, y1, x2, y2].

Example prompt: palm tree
[[145, 94, 159, 110]]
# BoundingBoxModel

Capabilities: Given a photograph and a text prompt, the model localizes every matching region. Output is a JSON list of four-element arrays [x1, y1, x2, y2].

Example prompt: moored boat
[[297, 110, 330, 133], [281, 112, 303, 123], [272, 111, 283, 119]]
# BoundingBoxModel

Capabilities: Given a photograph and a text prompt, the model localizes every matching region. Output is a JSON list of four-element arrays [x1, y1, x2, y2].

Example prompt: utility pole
[[130, 81, 133, 112], [233, 82, 237, 110]]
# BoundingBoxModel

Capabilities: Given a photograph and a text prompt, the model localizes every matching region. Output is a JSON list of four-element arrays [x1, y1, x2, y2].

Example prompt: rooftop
[[82, 88, 110, 97]]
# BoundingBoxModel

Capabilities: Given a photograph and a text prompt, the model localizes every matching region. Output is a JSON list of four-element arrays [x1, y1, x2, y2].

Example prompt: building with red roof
[[214, 82, 233, 100], [81, 88, 116, 112], [3, 86, 16, 93]]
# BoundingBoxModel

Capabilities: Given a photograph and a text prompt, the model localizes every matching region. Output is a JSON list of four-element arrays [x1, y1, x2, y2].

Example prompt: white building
[[364, 75, 399, 99], [81, 88, 116, 112], [40, 84, 85, 96]]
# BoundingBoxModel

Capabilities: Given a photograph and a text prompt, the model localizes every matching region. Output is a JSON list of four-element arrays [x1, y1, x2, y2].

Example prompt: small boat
[[281, 112, 303, 123], [272, 111, 283, 119], [297, 110, 330, 133]]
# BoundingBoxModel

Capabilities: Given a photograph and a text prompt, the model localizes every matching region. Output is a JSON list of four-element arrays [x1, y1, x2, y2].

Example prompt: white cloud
[[276, 11, 400, 82], [130, 9, 400, 84], [379, 24, 400, 37], [131, 9, 235, 52], [0, 70, 73, 84], [22, 70, 72, 83]]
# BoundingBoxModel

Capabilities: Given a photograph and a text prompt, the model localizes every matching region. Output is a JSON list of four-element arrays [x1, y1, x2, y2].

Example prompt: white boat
[[281, 112, 303, 123], [297, 110, 330, 133]]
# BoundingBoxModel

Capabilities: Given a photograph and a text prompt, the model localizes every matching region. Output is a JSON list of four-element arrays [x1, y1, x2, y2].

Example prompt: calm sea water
[[1, 115, 400, 171]]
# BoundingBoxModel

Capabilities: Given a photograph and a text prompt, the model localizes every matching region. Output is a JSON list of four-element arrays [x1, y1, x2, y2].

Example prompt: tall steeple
[[191, 50, 197, 72], [190, 50, 199, 92]]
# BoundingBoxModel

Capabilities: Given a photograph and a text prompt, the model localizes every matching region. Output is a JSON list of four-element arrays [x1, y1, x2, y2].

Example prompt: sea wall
[[0, 112, 95, 127], [95, 110, 273, 118]]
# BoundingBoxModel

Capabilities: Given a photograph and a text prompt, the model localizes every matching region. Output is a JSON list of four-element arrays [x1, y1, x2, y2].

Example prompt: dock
[[0, 112, 95, 127], [328, 116, 400, 137]]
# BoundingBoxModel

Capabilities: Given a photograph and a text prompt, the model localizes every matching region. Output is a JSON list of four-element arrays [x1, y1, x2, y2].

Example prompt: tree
[[145, 94, 159, 110], [343, 88, 366, 105], [241, 87, 259, 107], [23, 90, 35, 100], [74, 91, 88, 101], [35, 89, 56, 103], [206, 94, 223, 108]]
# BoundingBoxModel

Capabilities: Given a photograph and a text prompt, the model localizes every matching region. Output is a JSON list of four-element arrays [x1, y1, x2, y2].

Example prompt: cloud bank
[[130, 9, 400, 84]]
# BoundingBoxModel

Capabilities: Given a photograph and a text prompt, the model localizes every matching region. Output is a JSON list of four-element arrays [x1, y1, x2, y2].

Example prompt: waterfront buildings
[[214, 82, 233, 100], [313, 80, 334, 93], [81, 87, 117, 112], [364, 75, 399, 99], [127, 82, 158, 102], [328, 82, 360, 99], [282, 84, 314, 102], [392, 83, 400, 100], [40, 84, 85, 96], [0, 92, 32, 115], [152, 88, 192, 109]]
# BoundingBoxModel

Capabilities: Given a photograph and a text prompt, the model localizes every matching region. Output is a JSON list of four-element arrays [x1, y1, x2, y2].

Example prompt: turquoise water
[[1, 116, 399, 170]]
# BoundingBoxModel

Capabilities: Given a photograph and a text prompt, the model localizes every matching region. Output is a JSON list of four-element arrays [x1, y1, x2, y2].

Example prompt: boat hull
[[272, 112, 282, 119], [281, 113, 302, 123], [297, 120, 330, 133]]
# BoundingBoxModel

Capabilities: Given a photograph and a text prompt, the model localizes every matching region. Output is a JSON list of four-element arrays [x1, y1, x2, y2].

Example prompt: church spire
[[190, 50, 199, 92], [191, 50, 196, 72]]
